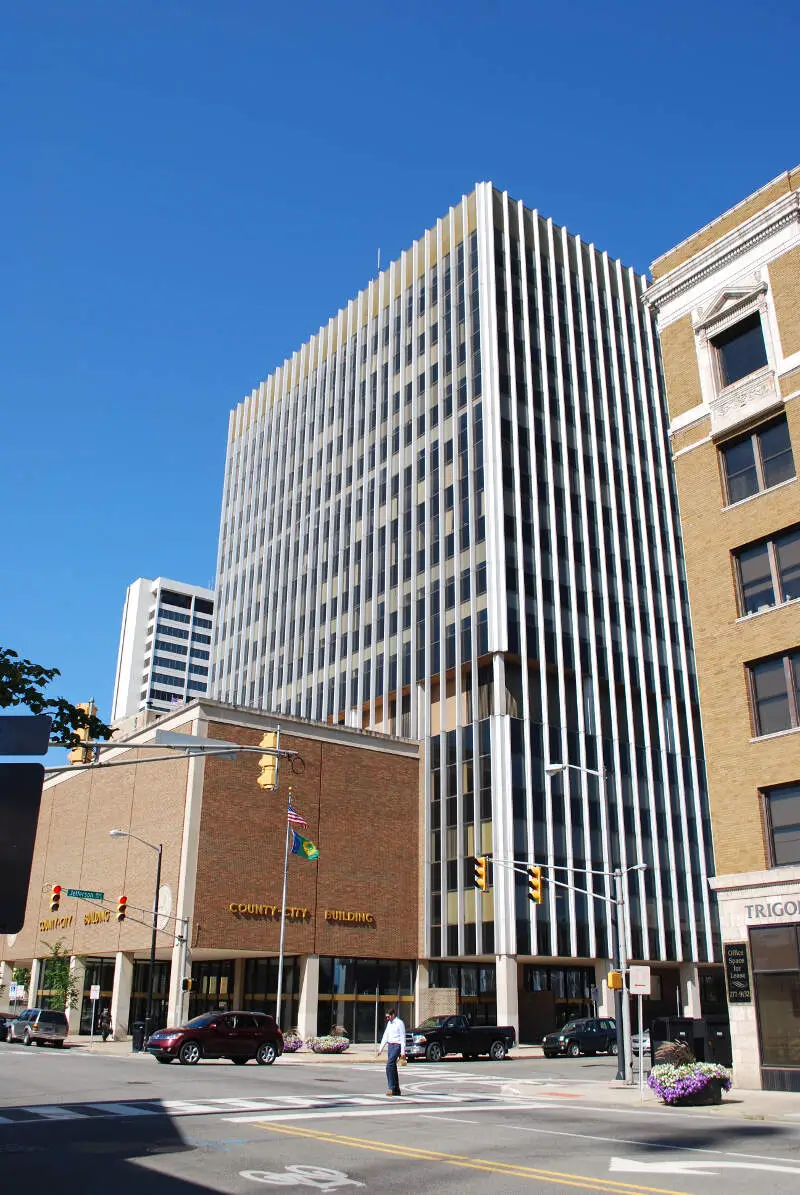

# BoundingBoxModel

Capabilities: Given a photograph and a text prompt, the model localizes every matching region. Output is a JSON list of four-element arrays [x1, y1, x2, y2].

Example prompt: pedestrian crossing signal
[[117, 895, 127, 922], [473, 855, 489, 892], [50, 884, 61, 913], [528, 866, 542, 904], [181, 977, 193, 992]]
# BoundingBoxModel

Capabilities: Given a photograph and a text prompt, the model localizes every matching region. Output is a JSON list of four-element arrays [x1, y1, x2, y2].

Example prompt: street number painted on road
[[241, 1166, 365, 1189]]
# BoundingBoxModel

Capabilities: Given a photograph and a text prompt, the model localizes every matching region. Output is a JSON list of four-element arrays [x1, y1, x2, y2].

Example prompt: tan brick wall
[[670, 416, 711, 457], [652, 169, 800, 279], [780, 366, 800, 398], [193, 722, 420, 961], [770, 244, 800, 358], [6, 741, 191, 965], [660, 315, 703, 419], [673, 402, 800, 876]]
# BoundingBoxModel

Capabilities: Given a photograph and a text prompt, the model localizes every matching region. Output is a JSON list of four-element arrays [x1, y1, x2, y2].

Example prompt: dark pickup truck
[[405, 1014, 516, 1062]]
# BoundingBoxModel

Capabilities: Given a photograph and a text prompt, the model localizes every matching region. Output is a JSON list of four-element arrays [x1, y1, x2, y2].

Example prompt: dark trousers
[[385, 1042, 401, 1093]]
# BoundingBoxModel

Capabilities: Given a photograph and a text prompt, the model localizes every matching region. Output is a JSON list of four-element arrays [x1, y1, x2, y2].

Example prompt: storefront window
[[521, 964, 595, 1029], [317, 957, 415, 1042], [428, 962, 496, 1025], [79, 958, 115, 1034], [243, 957, 299, 1029], [751, 925, 800, 1071], [188, 960, 234, 1019], [129, 961, 170, 1032]]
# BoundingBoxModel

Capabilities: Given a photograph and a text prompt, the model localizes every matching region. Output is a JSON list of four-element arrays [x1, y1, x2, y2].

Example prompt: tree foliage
[[39, 940, 80, 1011], [0, 647, 113, 748]]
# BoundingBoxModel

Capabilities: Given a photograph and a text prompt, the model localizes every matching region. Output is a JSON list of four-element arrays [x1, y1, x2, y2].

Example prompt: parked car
[[147, 1011, 284, 1066], [630, 1029, 651, 1064], [405, 1014, 516, 1062], [542, 1017, 617, 1058], [6, 1008, 68, 1047]]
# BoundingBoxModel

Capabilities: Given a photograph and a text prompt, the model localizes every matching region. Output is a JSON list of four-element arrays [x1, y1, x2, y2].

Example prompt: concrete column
[[28, 959, 41, 1009], [67, 956, 87, 1035], [167, 927, 190, 1029], [495, 955, 519, 1037], [680, 963, 701, 1019], [414, 959, 430, 1025], [595, 960, 614, 1017], [110, 952, 134, 1039], [233, 958, 245, 1010], [296, 955, 319, 1041], [0, 961, 10, 1011]]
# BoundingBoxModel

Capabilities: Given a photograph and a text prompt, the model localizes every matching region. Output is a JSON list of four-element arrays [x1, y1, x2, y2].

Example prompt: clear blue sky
[[2, 0, 798, 723]]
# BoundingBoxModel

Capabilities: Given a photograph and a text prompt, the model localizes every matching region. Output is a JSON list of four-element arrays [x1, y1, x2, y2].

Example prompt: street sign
[[66, 889, 104, 901], [723, 942, 752, 1003], [0, 714, 52, 756], [90, 985, 100, 1001], [153, 730, 239, 757], [628, 965, 651, 995]]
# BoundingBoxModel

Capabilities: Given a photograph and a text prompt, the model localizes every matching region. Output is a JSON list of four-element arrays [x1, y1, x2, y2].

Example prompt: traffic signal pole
[[491, 855, 642, 1084]]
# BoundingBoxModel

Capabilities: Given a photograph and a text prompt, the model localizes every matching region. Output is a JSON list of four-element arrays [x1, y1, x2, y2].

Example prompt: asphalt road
[[1, 1041, 800, 1194]]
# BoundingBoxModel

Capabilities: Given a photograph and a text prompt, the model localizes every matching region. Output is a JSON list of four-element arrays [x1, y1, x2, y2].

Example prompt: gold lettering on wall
[[84, 910, 111, 926], [324, 910, 375, 925], [228, 903, 311, 921], [39, 916, 74, 932]]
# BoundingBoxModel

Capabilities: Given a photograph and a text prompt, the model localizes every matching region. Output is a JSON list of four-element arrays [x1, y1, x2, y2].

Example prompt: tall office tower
[[645, 167, 800, 1090], [213, 184, 716, 1034], [111, 577, 215, 720]]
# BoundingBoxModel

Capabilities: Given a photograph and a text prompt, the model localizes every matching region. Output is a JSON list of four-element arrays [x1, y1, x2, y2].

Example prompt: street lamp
[[543, 761, 642, 1084], [109, 829, 163, 1044]]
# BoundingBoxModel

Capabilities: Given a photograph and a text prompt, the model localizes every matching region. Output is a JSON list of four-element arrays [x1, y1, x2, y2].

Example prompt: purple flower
[[648, 1063, 732, 1105]]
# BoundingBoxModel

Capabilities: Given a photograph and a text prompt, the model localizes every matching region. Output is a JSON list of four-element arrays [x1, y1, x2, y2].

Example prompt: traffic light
[[67, 702, 97, 766], [607, 970, 623, 991], [473, 855, 489, 892], [50, 884, 62, 913], [527, 865, 542, 904], [257, 730, 278, 790], [117, 895, 128, 922]]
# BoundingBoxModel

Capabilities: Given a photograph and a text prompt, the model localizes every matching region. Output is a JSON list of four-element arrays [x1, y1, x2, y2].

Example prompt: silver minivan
[[7, 1008, 68, 1047]]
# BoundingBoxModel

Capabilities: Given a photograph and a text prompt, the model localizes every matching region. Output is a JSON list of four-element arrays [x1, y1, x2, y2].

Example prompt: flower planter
[[671, 1078, 725, 1107], [307, 1035, 350, 1054], [648, 1062, 731, 1106], [282, 1033, 303, 1053]]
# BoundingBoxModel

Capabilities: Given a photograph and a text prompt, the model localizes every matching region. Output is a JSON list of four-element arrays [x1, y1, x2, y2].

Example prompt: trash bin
[[650, 1016, 693, 1067], [131, 1022, 147, 1053]]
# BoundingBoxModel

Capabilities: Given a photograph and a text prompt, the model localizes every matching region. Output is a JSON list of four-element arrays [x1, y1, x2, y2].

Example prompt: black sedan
[[542, 1017, 617, 1058]]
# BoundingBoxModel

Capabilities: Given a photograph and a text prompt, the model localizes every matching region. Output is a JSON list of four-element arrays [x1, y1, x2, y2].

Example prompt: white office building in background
[[111, 577, 215, 720], [211, 183, 718, 1035]]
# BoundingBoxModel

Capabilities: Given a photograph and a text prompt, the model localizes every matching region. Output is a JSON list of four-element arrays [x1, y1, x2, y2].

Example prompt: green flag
[[290, 830, 319, 861]]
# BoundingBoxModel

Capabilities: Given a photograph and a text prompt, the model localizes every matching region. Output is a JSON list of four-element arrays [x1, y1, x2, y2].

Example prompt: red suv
[[147, 1011, 284, 1066]]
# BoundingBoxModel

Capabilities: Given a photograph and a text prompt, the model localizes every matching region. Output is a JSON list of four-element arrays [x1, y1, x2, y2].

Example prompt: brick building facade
[[0, 700, 421, 1042], [645, 167, 800, 1090]]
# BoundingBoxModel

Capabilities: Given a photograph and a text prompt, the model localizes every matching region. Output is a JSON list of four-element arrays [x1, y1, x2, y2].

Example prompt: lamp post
[[110, 829, 163, 1043], [543, 762, 643, 1084]]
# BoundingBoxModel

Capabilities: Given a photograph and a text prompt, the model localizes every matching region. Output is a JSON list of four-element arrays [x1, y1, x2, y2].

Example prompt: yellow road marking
[[256, 1122, 693, 1195]]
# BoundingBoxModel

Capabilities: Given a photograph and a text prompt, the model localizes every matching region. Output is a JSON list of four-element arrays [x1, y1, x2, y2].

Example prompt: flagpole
[[275, 785, 292, 1030]]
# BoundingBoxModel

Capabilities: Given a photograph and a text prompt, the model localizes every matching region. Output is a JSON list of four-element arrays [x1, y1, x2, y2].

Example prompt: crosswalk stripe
[[21, 1105, 88, 1120], [87, 1103, 158, 1117]]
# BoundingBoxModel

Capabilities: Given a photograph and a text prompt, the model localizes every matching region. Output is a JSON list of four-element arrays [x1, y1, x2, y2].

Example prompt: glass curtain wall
[[129, 960, 170, 1031], [78, 958, 115, 1034], [317, 957, 415, 1042], [751, 924, 800, 1074], [188, 960, 235, 1018], [242, 957, 299, 1028]]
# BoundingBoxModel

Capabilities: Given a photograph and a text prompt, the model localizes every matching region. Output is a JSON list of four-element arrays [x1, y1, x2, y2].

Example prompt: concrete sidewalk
[[62, 1036, 800, 1123]]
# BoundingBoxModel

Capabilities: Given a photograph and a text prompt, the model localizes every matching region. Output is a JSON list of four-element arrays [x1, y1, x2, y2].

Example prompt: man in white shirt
[[377, 1008, 406, 1095]]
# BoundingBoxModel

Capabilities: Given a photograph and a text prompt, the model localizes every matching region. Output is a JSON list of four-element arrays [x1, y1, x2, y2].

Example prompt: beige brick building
[[645, 167, 800, 1090], [0, 700, 422, 1043]]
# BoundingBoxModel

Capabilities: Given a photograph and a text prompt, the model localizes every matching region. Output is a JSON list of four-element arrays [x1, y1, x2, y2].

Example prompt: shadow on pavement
[[633, 1121, 790, 1154]]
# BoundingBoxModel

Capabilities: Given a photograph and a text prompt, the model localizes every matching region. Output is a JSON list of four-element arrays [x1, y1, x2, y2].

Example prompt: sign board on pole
[[9, 983, 18, 1001], [90, 985, 100, 1001], [628, 965, 652, 996], [66, 889, 104, 901]]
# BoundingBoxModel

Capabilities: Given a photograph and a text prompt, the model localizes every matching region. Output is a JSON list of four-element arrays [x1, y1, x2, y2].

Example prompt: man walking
[[377, 1008, 406, 1096]]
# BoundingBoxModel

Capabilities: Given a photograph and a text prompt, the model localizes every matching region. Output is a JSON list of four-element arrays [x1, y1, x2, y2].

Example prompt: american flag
[[287, 803, 308, 828]]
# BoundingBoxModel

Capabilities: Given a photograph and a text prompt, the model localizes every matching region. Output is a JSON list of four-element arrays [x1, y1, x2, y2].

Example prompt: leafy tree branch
[[0, 647, 113, 748]]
